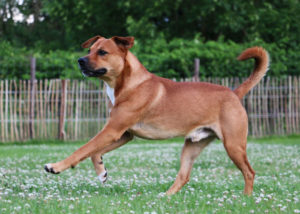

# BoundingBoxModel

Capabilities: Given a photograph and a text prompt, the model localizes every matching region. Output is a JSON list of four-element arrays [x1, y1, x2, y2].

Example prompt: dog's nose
[[78, 57, 87, 67]]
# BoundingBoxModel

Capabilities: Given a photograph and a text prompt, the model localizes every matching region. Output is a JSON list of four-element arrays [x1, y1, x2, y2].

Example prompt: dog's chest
[[105, 83, 115, 105]]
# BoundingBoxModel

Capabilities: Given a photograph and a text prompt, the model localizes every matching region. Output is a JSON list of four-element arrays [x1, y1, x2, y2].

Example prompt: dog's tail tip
[[237, 46, 269, 62]]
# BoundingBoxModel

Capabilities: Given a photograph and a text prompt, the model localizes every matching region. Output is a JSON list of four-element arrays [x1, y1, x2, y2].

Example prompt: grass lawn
[[0, 136, 299, 214]]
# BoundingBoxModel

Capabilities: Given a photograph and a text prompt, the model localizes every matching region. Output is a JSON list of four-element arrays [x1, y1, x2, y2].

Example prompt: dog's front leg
[[45, 126, 123, 174], [44, 104, 142, 174]]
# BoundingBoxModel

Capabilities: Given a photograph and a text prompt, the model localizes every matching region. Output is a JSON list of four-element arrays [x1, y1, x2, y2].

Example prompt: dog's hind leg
[[91, 155, 107, 183], [166, 136, 214, 195], [221, 107, 255, 195], [91, 131, 133, 183], [222, 134, 255, 195]]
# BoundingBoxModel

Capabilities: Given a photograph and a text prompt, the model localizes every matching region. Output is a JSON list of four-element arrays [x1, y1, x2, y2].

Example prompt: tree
[[2, 0, 300, 50]]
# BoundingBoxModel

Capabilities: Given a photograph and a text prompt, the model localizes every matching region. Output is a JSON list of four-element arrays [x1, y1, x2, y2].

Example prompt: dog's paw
[[165, 189, 177, 196], [44, 163, 60, 174], [98, 169, 108, 184]]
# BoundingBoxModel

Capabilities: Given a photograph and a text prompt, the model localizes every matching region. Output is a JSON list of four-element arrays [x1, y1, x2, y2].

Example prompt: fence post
[[29, 56, 36, 139], [194, 58, 200, 81], [58, 79, 67, 140]]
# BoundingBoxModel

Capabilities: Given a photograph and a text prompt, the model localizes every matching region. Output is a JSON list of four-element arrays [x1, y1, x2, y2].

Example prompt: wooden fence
[[0, 77, 299, 142]]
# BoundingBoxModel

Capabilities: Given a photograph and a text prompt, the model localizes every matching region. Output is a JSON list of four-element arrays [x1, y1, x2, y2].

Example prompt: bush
[[0, 41, 83, 80], [131, 37, 295, 79], [0, 38, 299, 80]]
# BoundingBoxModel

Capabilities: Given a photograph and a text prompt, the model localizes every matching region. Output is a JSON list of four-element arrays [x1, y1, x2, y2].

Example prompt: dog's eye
[[88, 49, 91, 54], [98, 49, 108, 56]]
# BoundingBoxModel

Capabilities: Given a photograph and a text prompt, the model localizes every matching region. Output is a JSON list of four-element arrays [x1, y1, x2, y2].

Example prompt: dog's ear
[[81, 36, 103, 48], [112, 36, 134, 50]]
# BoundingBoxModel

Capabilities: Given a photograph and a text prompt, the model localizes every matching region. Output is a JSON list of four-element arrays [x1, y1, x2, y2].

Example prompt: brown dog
[[45, 35, 269, 195]]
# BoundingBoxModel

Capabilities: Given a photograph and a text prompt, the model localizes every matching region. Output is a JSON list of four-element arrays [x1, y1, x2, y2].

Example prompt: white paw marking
[[45, 163, 52, 169], [98, 170, 107, 184]]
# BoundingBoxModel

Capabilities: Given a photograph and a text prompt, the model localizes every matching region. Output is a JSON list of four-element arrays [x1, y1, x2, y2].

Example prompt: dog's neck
[[103, 51, 151, 100], [122, 51, 151, 87]]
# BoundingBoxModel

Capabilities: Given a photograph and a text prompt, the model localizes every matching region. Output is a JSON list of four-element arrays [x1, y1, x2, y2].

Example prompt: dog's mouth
[[81, 68, 107, 77], [78, 57, 107, 77]]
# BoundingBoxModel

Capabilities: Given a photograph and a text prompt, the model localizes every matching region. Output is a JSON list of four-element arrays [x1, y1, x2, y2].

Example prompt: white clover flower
[[157, 192, 166, 198], [256, 198, 262, 204], [14, 206, 21, 211], [227, 199, 233, 204], [280, 206, 287, 211]]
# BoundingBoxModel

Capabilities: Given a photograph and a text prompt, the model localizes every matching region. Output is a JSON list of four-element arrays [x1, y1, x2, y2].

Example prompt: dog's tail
[[234, 47, 269, 99]]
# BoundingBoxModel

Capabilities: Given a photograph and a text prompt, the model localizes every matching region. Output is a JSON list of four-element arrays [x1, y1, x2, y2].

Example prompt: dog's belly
[[129, 122, 182, 139], [129, 122, 221, 142]]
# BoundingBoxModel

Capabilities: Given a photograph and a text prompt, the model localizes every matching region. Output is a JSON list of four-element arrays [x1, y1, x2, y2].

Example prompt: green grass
[[0, 137, 300, 214]]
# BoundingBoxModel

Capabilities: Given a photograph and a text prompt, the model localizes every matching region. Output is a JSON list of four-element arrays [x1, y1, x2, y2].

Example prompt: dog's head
[[78, 36, 134, 78]]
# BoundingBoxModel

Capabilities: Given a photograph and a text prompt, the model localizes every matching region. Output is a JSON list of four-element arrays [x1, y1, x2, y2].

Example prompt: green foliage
[[1, 38, 299, 80], [132, 37, 296, 78], [0, 41, 29, 79], [0, 41, 83, 79]]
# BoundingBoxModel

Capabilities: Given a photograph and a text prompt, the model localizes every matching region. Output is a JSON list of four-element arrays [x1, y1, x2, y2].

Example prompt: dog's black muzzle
[[78, 57, 107, 77]]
